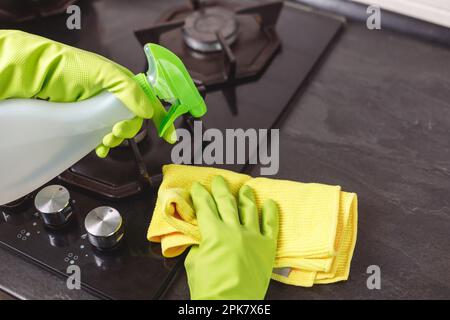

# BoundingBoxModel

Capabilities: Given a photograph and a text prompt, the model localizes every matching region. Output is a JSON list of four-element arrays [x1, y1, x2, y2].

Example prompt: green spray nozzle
[[140, 43, 207, 137]]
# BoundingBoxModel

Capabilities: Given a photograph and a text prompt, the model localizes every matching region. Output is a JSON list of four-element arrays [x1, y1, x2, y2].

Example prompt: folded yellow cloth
[[148, 164, 358, 287]]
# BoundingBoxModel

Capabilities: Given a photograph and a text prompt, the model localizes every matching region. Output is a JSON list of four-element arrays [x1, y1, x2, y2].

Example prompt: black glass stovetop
[[0, 0, 343, 299]]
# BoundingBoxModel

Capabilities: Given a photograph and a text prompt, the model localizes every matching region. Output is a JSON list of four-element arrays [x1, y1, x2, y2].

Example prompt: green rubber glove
[[185, 176, 279, 300], [0, 30, 176, 158]]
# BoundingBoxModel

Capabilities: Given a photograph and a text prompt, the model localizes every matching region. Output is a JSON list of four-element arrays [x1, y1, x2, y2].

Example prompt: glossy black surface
[[0, 0, 343, 299], [163, 19, 450, 300], [1, 1, 450, 300], [0, 182, 180, 299]]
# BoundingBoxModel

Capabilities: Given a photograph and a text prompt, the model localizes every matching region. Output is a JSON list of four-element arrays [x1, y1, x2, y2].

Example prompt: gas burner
[[59, 120, 164, 199], [183, 7, 239, 52], [59, 99, 207, 199], [135, 0, 283, 88], [59, 83, 207, 199]]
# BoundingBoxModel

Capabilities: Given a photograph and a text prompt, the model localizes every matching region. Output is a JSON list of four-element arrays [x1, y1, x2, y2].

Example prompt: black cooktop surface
[[0, 0, 343, 299]]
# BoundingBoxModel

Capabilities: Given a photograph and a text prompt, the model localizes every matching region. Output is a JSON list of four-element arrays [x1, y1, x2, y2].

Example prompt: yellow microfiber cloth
[[148, 164, 358, 287]]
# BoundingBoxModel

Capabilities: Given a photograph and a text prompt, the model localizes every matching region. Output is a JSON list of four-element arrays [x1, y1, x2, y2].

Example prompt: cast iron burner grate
[[58, 78, 206, 199], [134, 0, 283, 89], [59, 87, 207, 200]]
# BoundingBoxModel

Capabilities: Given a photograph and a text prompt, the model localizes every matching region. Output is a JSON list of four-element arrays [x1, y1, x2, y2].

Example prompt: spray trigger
[[142, 43, 207, 137]]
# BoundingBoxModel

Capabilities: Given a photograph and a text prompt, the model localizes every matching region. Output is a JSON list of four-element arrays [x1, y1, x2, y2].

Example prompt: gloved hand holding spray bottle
[[0, 30, 206, 205], [0, 30, 279, 301]]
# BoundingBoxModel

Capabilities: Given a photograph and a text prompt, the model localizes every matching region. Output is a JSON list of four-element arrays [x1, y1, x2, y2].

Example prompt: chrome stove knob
[[84, 206, 124, 250], [34, 185, 73, 228]]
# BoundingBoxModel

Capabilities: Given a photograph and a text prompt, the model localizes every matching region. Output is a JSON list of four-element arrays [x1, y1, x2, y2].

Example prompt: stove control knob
[[84, 207, 124, 250], [34, 185, 73, 228]]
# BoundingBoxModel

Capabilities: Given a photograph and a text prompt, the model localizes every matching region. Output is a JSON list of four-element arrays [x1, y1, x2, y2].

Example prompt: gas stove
[[0, 0, 343, 299]]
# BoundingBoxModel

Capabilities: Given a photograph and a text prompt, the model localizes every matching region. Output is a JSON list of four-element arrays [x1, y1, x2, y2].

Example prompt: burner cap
[[183, 7, 239, 53]]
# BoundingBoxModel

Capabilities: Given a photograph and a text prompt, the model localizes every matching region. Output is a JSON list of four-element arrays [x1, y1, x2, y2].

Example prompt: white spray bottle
[[0, 44, 206, 205]]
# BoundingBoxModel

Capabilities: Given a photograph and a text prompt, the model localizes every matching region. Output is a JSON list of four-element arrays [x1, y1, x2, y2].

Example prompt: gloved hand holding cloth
[[185, 176, 278, 299], [148, 164, 358, 288]]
